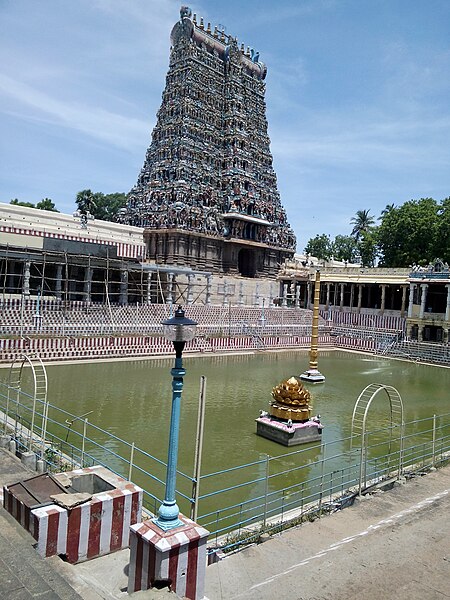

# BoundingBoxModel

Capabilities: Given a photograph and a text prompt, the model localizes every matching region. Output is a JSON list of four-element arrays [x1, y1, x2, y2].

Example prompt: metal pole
[[363, 431, 368, 490], [318, 456, 325, 513], [432, 414, 436, 467], [129, 442, 135, 481], [81, 418, 88, 467], [40, 396, 50, 457], [358, 437, 365, 497], [20, 293, 24, 338], [154, 344, 185, 531], [29, 387, 37, 452], [191, 376, 207, 521], [262, 454, 270, 531]]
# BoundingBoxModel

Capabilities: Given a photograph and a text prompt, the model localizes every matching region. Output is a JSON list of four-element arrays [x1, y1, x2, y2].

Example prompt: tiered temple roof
[[123, 6, 296, 253]]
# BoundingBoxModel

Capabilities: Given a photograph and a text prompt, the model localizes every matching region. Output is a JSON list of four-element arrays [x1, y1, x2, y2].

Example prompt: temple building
[[121, 6, 296, 278]]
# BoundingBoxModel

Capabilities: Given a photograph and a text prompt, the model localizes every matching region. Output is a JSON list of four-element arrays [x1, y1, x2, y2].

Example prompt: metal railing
[[1, 380, 448, 555]]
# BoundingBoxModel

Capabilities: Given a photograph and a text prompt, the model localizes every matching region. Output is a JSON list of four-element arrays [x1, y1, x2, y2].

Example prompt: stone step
[[0, 505, 81, 600]]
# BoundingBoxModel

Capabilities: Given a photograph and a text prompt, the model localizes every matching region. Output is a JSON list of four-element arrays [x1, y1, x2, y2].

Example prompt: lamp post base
[[154, 500, 183, 531], [128, 513, 209, 600]]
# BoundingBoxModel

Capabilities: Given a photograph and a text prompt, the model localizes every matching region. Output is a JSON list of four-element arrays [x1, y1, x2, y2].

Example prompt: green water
[[3, 350, 449, 520], [42, 350, 449, 461]]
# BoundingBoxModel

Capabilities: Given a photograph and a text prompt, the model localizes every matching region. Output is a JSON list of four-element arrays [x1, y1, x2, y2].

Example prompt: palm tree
[[350, 209, 375, 240], [379, 203, 396, 220], [76, 189, 96, 216]]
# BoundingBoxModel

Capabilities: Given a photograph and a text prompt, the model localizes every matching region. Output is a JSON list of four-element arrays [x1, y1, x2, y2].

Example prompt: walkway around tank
[[205, 464, 450, 600], [1, 446, 449, 599]]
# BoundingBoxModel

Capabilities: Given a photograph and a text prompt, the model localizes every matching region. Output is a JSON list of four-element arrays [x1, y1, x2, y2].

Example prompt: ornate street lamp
[[154, 305, 197, 530]]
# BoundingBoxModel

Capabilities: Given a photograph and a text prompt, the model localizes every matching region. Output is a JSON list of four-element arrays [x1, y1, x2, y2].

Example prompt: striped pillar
[[128, 514, 209, 600]]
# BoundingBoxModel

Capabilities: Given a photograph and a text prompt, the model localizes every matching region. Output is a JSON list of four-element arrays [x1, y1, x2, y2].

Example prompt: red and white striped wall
[[3, 484, 33, 531], [0, 225, 146, 260], [4, 466, 143, 563], [128, 514, 209, 600], [30, 485, 141, 562]]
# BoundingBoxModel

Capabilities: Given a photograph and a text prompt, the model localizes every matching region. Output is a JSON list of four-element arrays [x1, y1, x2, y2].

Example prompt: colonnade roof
[[278, 265, 410, 285], [0, 203, 145, 246]]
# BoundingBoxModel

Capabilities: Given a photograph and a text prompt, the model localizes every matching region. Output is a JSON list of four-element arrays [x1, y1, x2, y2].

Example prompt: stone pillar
[[119, 269, 128, 305], [166, 272, 174, 306], [405, 322, 411, 339], [282, 283, 288, 308], [222, 281, 228, 307], [205, 275, 212, 305], [187, 274, 194, 305], [349, 284, 355, 310], [407, 283, 415, 317], [333, 284, 338, 307], [339, 283, 344, 311], [255, 282, 260, 307], [419, 324, 425, 341], [146, 273, 152, 304], [357, 284, 363, 314], [419, 284, 428, 318], [295, 283, 300, 308], [55, 264, 63, 301], [238, 281, 244, 305], [325, 283, 331, 311], [84, 267, 93, 304], [380, 284, 386, 315], [269, 282, 274, 306], [445, 284, 450, 321], [400, 285, 407, 316], [307, 282, 312, 310], [23, 261, 31, 296]]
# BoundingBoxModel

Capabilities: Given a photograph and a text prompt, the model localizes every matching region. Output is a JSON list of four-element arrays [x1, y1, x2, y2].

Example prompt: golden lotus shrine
[[255, 377, 323, 446]]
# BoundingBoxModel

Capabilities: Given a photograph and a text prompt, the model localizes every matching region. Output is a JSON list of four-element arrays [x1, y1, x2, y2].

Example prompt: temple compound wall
[[0, 203, 279, 307], [278, 257, 450, 343], [1, 204, 449, 345], [120, 7, 295, 277]]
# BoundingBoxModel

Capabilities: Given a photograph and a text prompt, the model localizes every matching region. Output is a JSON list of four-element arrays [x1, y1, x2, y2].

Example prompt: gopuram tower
[[124, 6, 296, 278]]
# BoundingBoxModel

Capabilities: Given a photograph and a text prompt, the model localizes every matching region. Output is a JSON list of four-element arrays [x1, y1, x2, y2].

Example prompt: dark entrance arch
[[238, 249, 256, 277]]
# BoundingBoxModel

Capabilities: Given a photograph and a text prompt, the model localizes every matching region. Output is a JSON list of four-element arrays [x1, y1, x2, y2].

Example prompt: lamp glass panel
[[163, 323, 197, 342]]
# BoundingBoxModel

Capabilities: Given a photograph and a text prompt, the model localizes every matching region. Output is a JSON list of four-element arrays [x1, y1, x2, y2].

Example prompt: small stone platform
[[256, 417, 323, 446]]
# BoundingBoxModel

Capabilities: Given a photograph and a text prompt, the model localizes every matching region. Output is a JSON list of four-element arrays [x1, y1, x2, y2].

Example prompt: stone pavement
[[1, 446, 449, 600], [205, 465, 450, 600], [0, 448, 81, 599]]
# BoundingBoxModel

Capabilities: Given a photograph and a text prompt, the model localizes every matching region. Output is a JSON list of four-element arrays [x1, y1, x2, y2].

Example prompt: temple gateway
[[121, 6, 296, 278]]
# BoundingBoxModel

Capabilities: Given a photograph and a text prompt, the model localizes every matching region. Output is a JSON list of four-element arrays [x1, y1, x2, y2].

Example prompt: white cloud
[[0, 73, 150, 151]]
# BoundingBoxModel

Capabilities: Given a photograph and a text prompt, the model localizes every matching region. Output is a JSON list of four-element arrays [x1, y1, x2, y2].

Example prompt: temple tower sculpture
[[123, 6, 296, 278]]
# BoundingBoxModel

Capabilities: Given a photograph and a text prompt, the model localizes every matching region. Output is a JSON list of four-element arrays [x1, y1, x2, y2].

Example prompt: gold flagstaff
[[300, 269, 325, 383]]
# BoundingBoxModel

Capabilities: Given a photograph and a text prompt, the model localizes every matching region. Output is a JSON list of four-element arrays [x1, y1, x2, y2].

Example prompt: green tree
[[379, 203, 396, 219], [435, 197, 450, 262], [10, 199, 35, 208], [76, 189, 97, 216], [94, 192, 128, 221], [304, 234, 333, 261], [75, 190, 127, 221], [350, 209, 376, 241], [377, 198, 439, 267], [36, 198, 59, 212], [358, 229, 378, 267], [332, 235, 358, 262]]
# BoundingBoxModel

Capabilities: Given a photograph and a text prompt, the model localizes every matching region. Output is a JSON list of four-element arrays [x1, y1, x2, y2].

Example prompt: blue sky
[[1, 0, 449, 249]]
